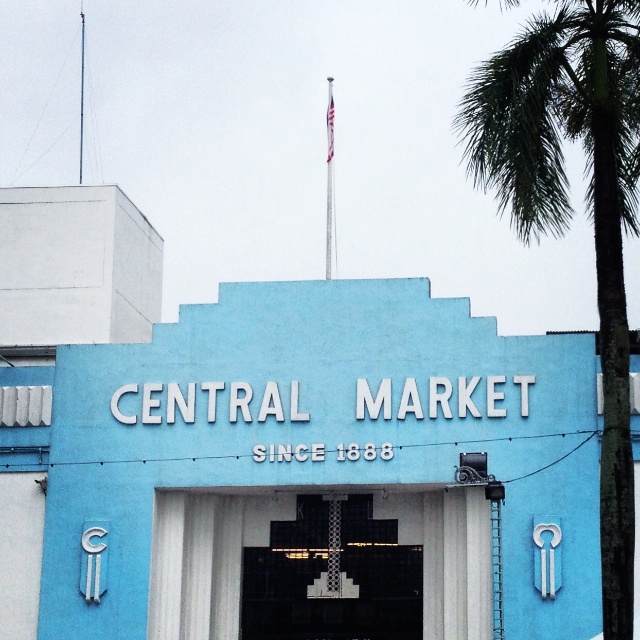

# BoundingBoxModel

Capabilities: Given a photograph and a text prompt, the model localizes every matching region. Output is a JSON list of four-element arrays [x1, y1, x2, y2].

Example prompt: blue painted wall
[[37, 279, 603, 639]]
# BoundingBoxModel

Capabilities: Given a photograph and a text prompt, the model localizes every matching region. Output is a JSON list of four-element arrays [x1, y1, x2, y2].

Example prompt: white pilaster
[[465, 487, 492, 640], [180, 495, 218, 640], [148, 492, 187, 640], [443, 489, 468, 640], [423, 491, 444, 640], [211, 495, 244, 640]]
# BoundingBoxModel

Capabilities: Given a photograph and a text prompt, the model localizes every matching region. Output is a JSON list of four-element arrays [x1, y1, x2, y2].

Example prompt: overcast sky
[[1, 0, 638, 335]]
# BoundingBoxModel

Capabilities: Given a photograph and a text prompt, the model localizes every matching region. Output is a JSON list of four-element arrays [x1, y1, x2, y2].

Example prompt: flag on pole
[[327, 94, 335, 163]]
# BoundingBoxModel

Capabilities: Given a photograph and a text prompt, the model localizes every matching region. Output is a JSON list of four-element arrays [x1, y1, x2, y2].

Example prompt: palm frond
[[455, 8, 581, 243], [579, 40, 640, 235], [614, 41, 640, 233], [465, 0, 521, 8], [610, 0, 640, 21], [628, 142, 640, 202]]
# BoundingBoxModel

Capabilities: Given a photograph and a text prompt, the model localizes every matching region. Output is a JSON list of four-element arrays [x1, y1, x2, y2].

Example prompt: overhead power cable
[[11, 24, 81, 185], [0, 430, 608, 488]]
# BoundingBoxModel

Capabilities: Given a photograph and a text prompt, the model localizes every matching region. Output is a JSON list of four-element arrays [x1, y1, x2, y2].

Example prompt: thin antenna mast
[[326, 77, 335, 280], [79, 3, 86, 184]]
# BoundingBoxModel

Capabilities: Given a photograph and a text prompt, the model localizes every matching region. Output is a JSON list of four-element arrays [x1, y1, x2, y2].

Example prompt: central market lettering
[[109, 375, 536, 426]]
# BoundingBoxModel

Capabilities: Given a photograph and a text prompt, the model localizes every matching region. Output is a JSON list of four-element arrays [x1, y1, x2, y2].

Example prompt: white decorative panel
[[444, 490, 468, 640], [632, 374, 640, 415], [211, 496, 244, 640], [147, 492, 186, 640], [423, 491, 445, 640], [0, 386, 52, 426], [181, 495, 217, 640], [597, 373, 640, 415], [148, 492, 245, 640], [1, 387, 17, 425], [466, 487, 492, 640], [423, 488, 492, 640]]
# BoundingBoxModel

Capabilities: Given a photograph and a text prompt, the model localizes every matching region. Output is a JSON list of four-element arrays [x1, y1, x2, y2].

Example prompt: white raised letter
[[258, 381, 285, 422], [277, 444, 292, 462], [398, 378, 424, 420], [487, 376, 507, 417], [458, 376, 481, 418], [311, 443, 325, 461], [142, 383, 163, 425], [429, 377, 453, 419], [294, 444, 309, 462], [111, 384, 138, 425], [230, 382, 253, 423], [356, 378, 392, 420], [201, 382, 225, 422], [167, 382, 196, 424], [290, 381, 310, 421], [513, 375, 536, 417], [82, 527, 108, 554], [253, 445, 266, 462]]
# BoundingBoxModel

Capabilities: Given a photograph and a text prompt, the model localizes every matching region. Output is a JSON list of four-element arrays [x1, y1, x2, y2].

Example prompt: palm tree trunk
[[593, 36, 634, 637]]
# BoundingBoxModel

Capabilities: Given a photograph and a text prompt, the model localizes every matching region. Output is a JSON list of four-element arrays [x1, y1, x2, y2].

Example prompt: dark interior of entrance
[[242, 494, 423, 640]]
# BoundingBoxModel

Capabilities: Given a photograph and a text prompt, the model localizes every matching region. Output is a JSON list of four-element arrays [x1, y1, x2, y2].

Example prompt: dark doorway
[[241, 494, 423, 640]]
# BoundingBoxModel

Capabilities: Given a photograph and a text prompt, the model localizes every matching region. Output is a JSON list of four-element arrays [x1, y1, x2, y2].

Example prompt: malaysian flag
[[327, 94, 335, 163]]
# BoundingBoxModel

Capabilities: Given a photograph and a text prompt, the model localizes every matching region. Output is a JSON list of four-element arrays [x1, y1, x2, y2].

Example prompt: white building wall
[[111, 189, 163, 343], [0, 473, 47, 640], [0, 185, 163, 347]]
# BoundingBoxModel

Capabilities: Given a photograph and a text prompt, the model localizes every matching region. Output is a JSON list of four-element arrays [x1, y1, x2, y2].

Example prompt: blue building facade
[[2, 278, 638, 640]]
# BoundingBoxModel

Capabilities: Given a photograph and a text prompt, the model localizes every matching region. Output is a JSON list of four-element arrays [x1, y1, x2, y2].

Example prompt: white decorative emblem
[[533, 521, 562, 600], [80, 523, 109, 604]]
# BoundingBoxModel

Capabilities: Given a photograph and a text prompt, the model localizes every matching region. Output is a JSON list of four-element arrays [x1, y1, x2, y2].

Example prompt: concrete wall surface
[[0, 185, 163, 346]]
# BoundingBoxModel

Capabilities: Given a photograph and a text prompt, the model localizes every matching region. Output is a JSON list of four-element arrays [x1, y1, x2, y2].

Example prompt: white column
[[465, 487, 492, 640], [211, 495, 244, 640], [423, 491, 445, 640], [180, 495, 218, 640], [148, 492, 187, 640], [443, 489, 467, 640]]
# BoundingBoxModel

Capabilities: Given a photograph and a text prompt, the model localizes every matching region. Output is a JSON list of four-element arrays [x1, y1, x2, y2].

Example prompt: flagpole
[[326, 77, 334, 280], [79, 2, 86, 185]]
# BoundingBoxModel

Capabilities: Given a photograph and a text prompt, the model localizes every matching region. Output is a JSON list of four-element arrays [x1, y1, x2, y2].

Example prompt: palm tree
[[455, 1, 640, 638]]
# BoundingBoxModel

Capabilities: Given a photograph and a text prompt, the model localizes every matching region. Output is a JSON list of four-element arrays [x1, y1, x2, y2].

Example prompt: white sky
[[1, 0, 638, 335]]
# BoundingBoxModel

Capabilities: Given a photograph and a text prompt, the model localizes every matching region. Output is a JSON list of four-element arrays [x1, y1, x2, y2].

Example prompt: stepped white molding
[[597, 373, 640, 415], [0, 386, 52, 426], [307, 571, 360, 598]]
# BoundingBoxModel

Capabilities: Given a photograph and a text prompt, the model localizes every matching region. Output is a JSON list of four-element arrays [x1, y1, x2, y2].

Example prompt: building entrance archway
[[241, 494, 423, 640]]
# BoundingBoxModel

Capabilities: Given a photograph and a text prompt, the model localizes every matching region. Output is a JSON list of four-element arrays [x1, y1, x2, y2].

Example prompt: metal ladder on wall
[[490, 500, 505, 640]]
